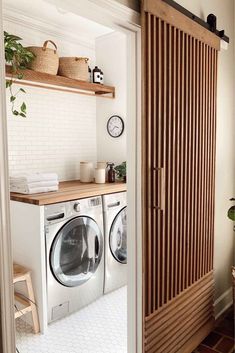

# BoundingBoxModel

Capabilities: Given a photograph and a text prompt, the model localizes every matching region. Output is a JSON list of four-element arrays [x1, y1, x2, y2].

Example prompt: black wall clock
[[107, 115, 124, 138]]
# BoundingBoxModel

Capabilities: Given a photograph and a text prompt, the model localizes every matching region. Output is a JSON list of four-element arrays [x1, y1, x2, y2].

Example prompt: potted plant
[[114, 161, 126, 182], [4, 31, 35, 117]]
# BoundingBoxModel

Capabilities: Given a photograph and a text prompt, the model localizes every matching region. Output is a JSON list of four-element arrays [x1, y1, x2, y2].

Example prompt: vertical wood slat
[[186, 34, 192, 289], [206, 46, 211, 275], [171, 26, 177, 300], [209, 47, 214, 271], [175, 28, 181, 297], [142, 6, 218, 352], [147, 11, 152, 316], [166, 22, 172, 303], [195, 38, 200, 283], [192, 37, 197, 285], [162, 19, 167, 306], [189, 35, 195, 287], [179, 30, 185, 294], [157, 17, 162, 310], [202, 42, 206, 278], [204, 44, 209, 275], [198, 40, 203, 280], [152, 14, 157, 312]]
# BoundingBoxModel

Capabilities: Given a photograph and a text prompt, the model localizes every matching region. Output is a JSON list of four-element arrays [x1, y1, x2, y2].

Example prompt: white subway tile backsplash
[[7, 86, 97, 181]]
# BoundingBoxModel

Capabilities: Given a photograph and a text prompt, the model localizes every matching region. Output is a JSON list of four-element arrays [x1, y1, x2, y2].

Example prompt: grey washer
[[103, 192, 127, 294], [44, 196, 104, 323]]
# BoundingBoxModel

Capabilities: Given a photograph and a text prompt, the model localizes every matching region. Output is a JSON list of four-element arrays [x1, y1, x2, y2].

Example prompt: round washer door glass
[[110, 207, 127, 264], [50, 216, 103, 287]]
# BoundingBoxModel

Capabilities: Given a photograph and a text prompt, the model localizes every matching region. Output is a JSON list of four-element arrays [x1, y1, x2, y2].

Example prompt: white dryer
[[103, 192, 127, 294], [44, 196, 104, 323]]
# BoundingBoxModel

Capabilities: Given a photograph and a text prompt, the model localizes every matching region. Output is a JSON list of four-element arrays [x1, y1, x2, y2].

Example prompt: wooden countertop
[[10, 180, 127, 206]]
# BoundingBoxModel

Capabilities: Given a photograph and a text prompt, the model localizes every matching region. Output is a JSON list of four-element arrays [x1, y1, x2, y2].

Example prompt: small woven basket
[[58, 57, 89, 81], [27, 40, 59, 75]]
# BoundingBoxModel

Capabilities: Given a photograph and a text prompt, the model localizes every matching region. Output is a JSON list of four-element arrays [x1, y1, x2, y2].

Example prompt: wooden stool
[[13, 264, 40, 334]]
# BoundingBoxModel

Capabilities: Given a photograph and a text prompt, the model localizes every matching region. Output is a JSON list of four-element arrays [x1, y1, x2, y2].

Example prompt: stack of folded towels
[[10, 173, 59, 194]]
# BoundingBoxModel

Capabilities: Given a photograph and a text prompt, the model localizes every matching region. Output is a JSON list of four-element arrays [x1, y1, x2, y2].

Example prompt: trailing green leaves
[[4, 31, 35, 117], [114, 161, 126, 181]]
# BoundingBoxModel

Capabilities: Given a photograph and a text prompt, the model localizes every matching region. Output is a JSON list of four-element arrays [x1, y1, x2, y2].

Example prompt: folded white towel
[[10, 185, 58, 194], [10, 180, 59, 188], [10, 173, 58, 184]]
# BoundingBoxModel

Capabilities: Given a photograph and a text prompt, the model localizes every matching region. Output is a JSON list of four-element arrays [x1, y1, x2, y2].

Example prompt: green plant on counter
[[4, 31, 35, 117], [115, 161, 126, 182]]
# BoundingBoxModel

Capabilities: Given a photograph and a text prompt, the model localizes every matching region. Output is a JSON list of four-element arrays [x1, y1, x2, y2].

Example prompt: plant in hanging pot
[[4, 31, 35, 117], [114, 161, 126, 182]]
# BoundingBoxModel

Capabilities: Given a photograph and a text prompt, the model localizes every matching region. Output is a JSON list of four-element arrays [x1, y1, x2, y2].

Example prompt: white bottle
[[94, 168, 106, 184]]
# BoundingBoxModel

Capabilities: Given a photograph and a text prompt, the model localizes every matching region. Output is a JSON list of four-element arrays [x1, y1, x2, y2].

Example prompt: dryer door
[[50, 216, 103, 287], [109, 207, 127, 264]]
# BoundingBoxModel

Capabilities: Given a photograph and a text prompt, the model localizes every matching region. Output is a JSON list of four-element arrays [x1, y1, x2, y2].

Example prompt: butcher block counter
[[10, 180, 127, 206]]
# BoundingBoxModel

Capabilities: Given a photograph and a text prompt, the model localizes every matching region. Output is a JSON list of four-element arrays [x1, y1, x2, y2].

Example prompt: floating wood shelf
[[5, 65, 115, 98]]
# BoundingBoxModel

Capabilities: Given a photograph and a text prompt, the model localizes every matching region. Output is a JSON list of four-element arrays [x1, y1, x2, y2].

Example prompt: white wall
[[96, 32, 127, 166], [4, 19, 97, 181], [116, 0, 235, 314]]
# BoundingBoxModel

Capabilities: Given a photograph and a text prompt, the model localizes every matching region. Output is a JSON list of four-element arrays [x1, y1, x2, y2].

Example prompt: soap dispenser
[[107, 163, 115, 183]]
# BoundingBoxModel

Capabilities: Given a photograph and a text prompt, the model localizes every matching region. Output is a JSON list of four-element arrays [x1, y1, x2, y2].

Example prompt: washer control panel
[[88, 197, 101, 207], [44, 196, 102, 226]]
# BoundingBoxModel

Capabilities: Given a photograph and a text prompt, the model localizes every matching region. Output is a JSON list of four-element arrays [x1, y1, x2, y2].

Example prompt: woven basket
[[58, 57, 89, 81], [27, 40, 59, 75]]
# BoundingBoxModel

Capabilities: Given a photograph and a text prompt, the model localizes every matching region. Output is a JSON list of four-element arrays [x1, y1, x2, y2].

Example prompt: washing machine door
[[50, 216, 103, 287], [109, 207, 127, 264]]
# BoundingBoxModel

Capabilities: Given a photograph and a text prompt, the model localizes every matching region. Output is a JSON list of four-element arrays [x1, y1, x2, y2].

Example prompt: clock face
[[107, 115, 124, 138]]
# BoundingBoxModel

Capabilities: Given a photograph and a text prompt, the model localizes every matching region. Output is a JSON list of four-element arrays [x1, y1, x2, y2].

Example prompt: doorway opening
[[1, 0, 141, 352]]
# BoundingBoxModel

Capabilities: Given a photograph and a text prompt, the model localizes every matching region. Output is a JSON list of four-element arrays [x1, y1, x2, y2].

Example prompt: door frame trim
[[0, 2, 16, 353], [0, 1, 142, 353]]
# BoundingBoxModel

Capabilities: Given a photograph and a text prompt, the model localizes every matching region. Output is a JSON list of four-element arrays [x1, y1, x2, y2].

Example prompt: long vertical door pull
[[153, 168, 165, 211]]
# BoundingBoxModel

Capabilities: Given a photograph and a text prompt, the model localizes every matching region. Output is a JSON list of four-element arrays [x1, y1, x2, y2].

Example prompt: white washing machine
[[44, 196, 104, 323], [103, 192, 127, 294]]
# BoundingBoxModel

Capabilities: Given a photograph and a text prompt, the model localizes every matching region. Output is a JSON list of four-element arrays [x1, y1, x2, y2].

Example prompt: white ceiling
[[3, 0, 114, 41]]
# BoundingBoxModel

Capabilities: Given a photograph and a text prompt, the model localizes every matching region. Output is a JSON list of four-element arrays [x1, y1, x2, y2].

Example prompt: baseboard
[[214, 287, 233, 320]]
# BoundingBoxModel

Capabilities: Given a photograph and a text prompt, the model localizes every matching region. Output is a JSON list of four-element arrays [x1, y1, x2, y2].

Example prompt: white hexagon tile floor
[[16, 286, 127, 353]]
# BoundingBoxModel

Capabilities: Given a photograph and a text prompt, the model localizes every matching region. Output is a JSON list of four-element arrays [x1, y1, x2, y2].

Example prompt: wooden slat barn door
[[142, 1, 220, 352]]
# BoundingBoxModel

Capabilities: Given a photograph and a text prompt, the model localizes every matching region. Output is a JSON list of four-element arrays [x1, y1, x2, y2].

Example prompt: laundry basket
[[58, 57, 89, 81], [27, 40, 59, 75]]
